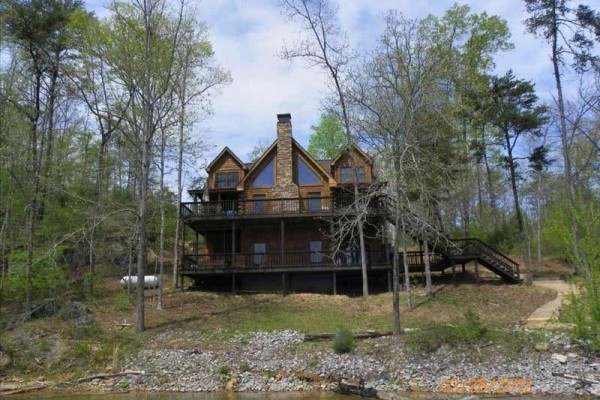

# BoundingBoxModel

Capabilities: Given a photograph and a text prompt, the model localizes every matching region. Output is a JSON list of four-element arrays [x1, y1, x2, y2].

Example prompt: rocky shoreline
[[112, 330, 599, 397]]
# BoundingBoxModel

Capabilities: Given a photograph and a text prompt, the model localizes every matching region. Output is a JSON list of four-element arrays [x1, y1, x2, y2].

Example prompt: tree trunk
[[504, 129, 524, 234], [551, 14, 589, 277], [157, 127, 166, 311], [424, 238, 432, 298], [392, 200, 401, 335]]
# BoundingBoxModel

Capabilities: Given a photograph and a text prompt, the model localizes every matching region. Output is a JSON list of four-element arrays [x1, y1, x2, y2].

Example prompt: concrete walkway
[[524, 280, 576, 328]]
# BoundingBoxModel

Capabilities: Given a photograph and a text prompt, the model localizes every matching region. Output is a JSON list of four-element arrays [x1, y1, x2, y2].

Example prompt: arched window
[[252, 158, 274, 187], [296, 157, 320, 185]]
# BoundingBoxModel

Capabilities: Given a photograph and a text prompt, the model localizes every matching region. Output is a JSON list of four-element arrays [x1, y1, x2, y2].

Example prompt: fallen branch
[[304, 330, 392, 342], [552, 372, 600, 385], [76, 371, 145, 383], [1, 384, 47, 396]]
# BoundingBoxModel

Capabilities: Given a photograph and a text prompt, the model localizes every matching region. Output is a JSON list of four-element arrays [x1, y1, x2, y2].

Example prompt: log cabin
[[179, 113, 521, 294]]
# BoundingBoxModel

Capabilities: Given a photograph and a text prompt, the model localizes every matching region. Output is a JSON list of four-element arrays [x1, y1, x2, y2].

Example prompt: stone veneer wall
[[272, 114, 299, 199]]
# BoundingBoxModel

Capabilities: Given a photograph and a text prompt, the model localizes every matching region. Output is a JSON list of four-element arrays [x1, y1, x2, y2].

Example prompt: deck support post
[[452, 263, 457, 286], [280, 219, 285, 267], [281, 273, 286, 296], [462, 263, 466, 274], [332, 271, 337, 295], [387, 270, 392, 293], [231, 273, 236, 293], [475, 260, 480, 286], [231, 220, 236, 267]]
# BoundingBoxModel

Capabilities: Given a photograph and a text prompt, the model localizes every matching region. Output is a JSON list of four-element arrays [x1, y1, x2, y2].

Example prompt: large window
[[308, 192, 321, 212], [252, 158, 274, 187], [296, 157, 320, 185], [215, 171, 239, 188], [340, 166, 366, 183], [253, 194, 266, 214]]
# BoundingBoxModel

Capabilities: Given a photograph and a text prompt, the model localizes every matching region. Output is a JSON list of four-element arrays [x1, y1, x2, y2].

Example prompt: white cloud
[[84, 0, 564, 167]]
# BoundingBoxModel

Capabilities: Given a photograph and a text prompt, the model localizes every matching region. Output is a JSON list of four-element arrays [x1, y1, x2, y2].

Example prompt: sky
[[85, 0, 565, 168]]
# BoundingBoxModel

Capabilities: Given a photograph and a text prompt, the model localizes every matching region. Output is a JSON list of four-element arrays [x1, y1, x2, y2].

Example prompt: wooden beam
[[332, 271, 337, 295], [281, 273, 286, 296], [452, 263, 456, 286]]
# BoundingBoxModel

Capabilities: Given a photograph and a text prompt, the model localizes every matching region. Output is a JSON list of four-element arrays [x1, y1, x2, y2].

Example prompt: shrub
[[332, 327, 354, 354], [218, 365, 230, 375], [240, 363, 251, 372]]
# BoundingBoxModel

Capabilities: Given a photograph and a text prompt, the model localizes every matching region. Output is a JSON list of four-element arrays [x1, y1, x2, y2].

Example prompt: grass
[[0, 276, 557, 380]]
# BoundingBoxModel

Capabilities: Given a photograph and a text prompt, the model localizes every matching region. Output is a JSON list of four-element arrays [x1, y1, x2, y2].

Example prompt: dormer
[[206, 147, 246, 191], [331, 145, 373, 184]]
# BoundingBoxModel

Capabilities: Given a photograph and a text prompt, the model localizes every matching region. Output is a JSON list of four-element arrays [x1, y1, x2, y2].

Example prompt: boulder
[[534, 342, 549, 351], [59, 301, 95, 326], [551, 353, 568, 364]]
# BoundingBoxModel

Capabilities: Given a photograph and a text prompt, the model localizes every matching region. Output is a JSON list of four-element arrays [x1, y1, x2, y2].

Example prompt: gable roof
[[292, 139, 336, 185], [331, 143, 373, 166], [236, 141, 278, 189], [206, 147, 246, 173]]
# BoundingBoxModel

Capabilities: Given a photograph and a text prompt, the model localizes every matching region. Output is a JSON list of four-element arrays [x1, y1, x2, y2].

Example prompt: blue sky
[[85, 0, 564, 166]]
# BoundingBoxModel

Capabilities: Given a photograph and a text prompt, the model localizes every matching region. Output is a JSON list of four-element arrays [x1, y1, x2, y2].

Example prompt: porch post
[[281, 273, 287, 296], [332, 272, 337, 295], [462, 263, 466, 274], [231, 273, 236, 293], [280, 218, 285, 267], [452, 263, 457, 286], [231, 220, 236, 267]]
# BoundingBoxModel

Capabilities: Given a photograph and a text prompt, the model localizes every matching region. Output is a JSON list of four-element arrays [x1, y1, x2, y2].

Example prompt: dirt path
[[524, 280, 576, 328]]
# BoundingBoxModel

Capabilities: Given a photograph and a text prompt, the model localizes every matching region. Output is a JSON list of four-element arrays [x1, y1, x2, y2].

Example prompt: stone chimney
[[273, 113, 299, 198]]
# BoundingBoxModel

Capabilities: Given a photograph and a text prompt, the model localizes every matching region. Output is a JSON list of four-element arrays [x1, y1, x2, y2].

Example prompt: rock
[[552, 353, 568, 364], [587, 384, 600, 397], [59, 301, 95, 326], [225, 378, 238, 391], [535, 342, 550, 351], [566, 352, 578, 359]]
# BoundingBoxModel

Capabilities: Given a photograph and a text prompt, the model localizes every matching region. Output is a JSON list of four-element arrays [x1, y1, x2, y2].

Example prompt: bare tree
[[280, 0, 370, 297]]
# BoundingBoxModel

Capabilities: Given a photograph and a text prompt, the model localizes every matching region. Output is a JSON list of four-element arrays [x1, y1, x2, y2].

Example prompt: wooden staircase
[[384, 197, 521, 284]]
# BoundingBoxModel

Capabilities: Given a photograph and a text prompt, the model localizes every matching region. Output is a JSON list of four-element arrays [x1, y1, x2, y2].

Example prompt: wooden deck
[[180, 196, 388, 221]]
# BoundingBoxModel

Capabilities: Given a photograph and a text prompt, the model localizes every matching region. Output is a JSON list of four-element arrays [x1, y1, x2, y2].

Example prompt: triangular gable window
[[296, 157, 320, 185], [252, 158, 274, 187]]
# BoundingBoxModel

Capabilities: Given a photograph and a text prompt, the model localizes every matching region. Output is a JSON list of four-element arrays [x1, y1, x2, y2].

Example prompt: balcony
[[180, 196, 387, 220]]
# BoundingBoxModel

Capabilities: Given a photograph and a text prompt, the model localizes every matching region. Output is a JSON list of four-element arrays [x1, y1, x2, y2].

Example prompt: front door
[[309, 240, 323, 263], [253, 242, 266, 265]]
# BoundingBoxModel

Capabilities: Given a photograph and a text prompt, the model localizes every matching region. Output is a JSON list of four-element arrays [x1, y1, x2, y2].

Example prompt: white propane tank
[[120, 275, 160, 290]]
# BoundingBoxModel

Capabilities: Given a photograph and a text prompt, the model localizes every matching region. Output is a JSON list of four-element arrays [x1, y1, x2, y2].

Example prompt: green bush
[[240, 363, 251, 372], [332, 327, 355, 354], [113, 291, 134, 311], [2, 250, 67, 303], [218, 365, 230, 375]]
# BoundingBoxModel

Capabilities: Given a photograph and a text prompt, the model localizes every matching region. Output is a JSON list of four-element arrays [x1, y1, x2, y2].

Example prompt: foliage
[[307, 112, 348, 159], [2, 251, 66, 303], [332, 327, 355, 354], [218, 365, 230, 375]]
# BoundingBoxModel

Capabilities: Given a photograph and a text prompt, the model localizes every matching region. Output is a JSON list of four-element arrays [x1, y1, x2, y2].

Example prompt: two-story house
[[179, 113, 390, 294]]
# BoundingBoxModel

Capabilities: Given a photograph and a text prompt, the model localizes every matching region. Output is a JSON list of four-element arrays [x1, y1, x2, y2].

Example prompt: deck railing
[[182, 250, 390, 271], [180, 250, 448, 272], [180, 196, 387, 219]]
